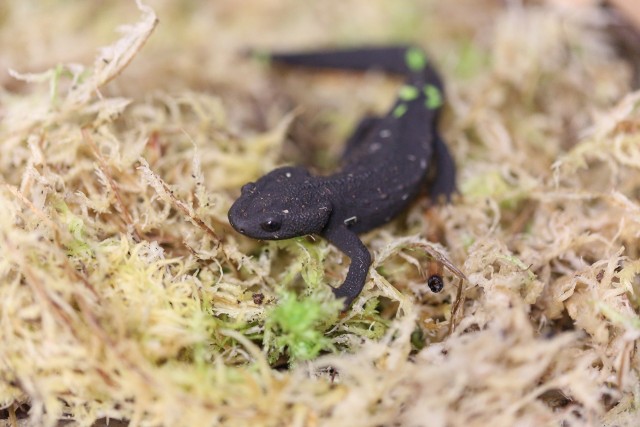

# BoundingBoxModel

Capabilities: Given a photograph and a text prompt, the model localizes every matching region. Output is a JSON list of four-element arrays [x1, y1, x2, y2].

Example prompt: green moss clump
[[265, 291, 340, 363]]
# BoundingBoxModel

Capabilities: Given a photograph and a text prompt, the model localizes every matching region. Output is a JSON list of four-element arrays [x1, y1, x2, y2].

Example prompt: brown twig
[[422, 206, 467, 334], [448, 277, 466, 336], [81, 128, 143, 241], [137, 159, 222, 249]]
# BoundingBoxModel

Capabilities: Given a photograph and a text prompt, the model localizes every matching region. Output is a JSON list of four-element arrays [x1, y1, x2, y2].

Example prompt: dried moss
[[1, 1, 639, 426]]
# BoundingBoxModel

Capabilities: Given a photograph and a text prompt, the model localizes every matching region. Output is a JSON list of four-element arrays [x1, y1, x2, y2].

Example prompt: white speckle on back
[[380, 129, 391, 138], [369, 143, 382, 153], [343, 216, 358, 226], [420, 159, 427, 169], [407, 155, 416, 161], [283, 209, 289, 214], [401, 194, 408, 200], [285, 172, 292, 178]]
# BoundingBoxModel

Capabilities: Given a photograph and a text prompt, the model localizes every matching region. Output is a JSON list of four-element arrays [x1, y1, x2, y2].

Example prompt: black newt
[[228, 46, 456, 307]]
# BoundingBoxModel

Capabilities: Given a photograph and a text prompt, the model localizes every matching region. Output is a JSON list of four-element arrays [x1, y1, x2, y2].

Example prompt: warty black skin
[[228, 46, 456, 308]]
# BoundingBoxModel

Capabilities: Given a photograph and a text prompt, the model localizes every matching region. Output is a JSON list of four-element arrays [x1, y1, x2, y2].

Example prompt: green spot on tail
[[393, 103, 408, 118], [405, 47, 427, 72], [398, 85, 419, 101], [423, 84, 442, 109], [250, 49, 272, 65]]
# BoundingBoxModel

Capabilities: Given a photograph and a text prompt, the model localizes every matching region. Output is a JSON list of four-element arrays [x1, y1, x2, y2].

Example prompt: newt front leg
[[321, 224, 372, 308]]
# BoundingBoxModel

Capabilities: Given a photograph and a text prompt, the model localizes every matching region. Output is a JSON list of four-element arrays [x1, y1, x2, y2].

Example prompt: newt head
[[228, 166, 332, 240]]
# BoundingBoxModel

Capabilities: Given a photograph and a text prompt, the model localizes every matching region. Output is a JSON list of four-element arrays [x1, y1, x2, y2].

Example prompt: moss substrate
[[1, 1, 639, 426]]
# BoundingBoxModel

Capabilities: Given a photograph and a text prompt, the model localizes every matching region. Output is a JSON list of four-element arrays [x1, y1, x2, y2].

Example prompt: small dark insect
[[427, 274, 444, 293], [327, 366, 338, 383], [229, 46, 456, 308], [252, 293, 265, 305]]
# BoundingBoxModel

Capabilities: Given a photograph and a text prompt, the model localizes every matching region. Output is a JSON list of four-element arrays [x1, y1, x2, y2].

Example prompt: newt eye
[[260, 219, 281, 232], [241, 182, 256, 194]]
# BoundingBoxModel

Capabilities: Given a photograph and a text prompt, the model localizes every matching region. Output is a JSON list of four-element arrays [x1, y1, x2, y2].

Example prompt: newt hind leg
[[428, 131, 457, 201]]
